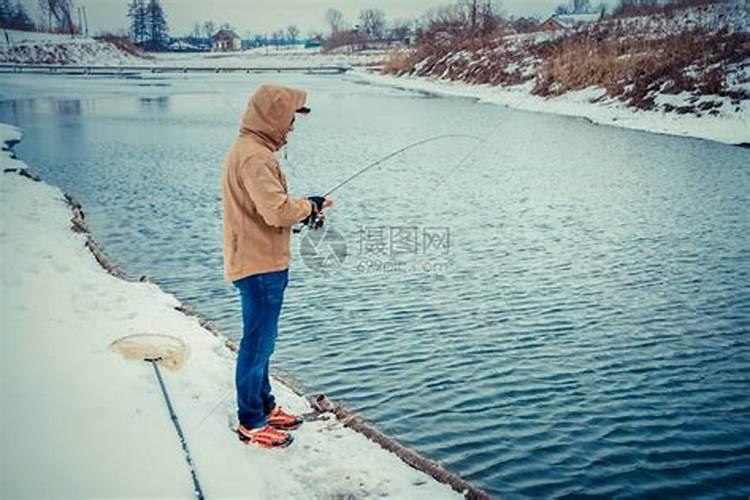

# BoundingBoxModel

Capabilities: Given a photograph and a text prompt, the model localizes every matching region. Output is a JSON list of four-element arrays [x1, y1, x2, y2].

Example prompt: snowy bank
[[374, 2, 749, 146], [0, 123, 469, 499], [354, 70, 750, 146], [0, 29, 146, 66], [153, 47, 384, 69], [0, 29, 383, 68]]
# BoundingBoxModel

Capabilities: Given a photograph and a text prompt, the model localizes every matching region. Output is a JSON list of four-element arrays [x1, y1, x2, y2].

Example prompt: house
[[539, 13, 601, 31], [212, 29, 240, 51]]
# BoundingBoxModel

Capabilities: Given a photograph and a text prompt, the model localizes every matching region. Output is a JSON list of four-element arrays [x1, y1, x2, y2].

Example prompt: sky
[[28, 0, 616, 37]]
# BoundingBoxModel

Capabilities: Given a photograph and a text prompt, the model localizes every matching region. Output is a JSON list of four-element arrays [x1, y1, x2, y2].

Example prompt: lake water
[[2, 72, 749, 498]]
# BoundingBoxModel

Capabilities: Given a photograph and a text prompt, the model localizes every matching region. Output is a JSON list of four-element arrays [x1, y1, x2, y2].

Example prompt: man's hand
[[302, 196, 334, 230]]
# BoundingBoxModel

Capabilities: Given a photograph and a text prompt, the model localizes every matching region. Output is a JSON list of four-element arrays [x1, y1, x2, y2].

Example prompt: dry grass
[[382, 50, 418, 74], [397, 37, 538, 87], [94, 34, 153, 59], [387, 2, 749, 115], [533, 26, 750, 109]]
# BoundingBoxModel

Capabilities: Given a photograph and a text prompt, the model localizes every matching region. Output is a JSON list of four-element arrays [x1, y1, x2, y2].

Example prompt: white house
[[212, 29, 240, 52]]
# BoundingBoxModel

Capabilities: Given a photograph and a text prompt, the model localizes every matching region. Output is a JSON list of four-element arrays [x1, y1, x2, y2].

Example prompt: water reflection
[[55, 99, 82, 115], [139, 95, 170, 111]]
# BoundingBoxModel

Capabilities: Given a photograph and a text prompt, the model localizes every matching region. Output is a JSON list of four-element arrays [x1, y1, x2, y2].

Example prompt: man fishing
[[221, 83, 332, 448]]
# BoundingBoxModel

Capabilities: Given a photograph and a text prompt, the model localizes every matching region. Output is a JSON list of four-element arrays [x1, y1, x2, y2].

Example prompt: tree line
[[2, 1, 93, 35], [127, 0, 168, 51], [0, 1, 35, 31]]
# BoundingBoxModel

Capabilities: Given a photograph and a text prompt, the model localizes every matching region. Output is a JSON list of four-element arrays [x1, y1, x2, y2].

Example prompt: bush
[[95, 34, 152, 59], [533, 25, 750, 109], [382, 50, 418, 74]]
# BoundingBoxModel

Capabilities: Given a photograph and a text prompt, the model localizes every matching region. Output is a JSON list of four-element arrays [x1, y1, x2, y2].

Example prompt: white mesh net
[[110, 334, 189, 371]]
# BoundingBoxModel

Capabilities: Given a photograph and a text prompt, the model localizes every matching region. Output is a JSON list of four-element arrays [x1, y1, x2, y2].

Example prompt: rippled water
[[2, 72, 749, 498]]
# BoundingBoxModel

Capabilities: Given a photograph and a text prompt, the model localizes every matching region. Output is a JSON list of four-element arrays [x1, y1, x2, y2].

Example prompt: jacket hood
[[239, 83, 307, 151]]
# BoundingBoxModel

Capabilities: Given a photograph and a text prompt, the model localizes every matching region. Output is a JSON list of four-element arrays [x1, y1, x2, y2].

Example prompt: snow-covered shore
[[0, 123, 464, 499], [0, 29, 382, 68], [352, 69, 750, 146], [0, 29, 146, 66], [154, 47, 384, 69]]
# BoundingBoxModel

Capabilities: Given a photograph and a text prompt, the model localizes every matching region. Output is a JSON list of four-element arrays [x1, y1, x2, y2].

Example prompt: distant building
[[540, 13, 601, 31], [212, 29, 240, 51], [304, 38, 322, 49]]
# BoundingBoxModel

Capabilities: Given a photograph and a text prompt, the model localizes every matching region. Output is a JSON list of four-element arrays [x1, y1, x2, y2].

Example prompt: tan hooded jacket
[[221, 84, 314, 281]]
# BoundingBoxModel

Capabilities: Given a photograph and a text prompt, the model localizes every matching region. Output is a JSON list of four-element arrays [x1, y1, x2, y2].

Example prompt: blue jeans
[[233, 269, 289, 429]]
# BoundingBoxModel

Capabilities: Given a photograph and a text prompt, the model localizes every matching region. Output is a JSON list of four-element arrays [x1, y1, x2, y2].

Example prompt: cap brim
[[296, 106, 311, 114]]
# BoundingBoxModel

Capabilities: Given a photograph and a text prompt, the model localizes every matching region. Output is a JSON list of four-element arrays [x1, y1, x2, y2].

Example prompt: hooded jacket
[[221, 84, 314, 281]]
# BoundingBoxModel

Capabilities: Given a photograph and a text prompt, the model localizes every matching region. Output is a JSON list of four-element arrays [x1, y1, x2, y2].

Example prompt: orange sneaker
[[237, 424, 293, 448], [267, 405, 303, 431]]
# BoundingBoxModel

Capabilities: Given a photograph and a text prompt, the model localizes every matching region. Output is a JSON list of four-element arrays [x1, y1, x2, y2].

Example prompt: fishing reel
[[293, 208, 326, 234]]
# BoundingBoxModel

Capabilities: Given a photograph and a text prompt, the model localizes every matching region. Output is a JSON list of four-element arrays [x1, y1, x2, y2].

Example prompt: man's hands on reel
[[300, 196, 334, 231]]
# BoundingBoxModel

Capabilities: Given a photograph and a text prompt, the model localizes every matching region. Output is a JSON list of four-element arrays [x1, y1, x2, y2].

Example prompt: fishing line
[[292, 133, 483, 233], [323, 133, 482, 197]]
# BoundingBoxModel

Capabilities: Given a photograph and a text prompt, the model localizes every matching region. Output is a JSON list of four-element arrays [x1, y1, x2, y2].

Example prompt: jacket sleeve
[[240, 157, 313, 228]]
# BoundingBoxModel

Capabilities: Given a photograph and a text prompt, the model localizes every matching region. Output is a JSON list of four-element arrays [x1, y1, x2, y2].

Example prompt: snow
[[612, 1, 750, 34], [0, 29, 92, 45], [551, 13, 602, 28], [353, 70, 750, 145], [0, 122, 461, 499], [152, 48, 384, 69], [0, 29, 384, 67], [0, 30, 146, 66]]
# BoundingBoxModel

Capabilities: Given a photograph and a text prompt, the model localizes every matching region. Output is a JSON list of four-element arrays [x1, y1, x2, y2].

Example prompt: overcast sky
[[31, 0, 616, 37]]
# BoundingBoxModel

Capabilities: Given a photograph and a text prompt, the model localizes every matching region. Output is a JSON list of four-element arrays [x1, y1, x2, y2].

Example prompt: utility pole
[[83, 6, 89, 36]]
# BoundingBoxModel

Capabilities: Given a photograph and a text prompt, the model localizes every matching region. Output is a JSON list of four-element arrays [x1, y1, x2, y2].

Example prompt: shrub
[[95, 34, 152, 59]]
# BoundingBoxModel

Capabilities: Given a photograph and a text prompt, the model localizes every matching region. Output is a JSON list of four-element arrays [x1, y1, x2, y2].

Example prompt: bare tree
[[202, 20, 215, 39], [272, 29, 285, 48], [418, 0, 506, 45], [465, 0, 478, 29], [287, 24, 300, 45], [391, 18, 413, 41], [420, 3, 466, 42], [359, 8, 386, 41], [573, 0, 592, 13], [477, 0, 501, 34], [39, 0, 75, 34], [325, 8, 345, 35]]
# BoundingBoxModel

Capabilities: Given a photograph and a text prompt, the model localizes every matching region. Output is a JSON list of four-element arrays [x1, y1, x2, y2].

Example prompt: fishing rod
[[323, 133, 481, 197], [294, 133, 482, 233]]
